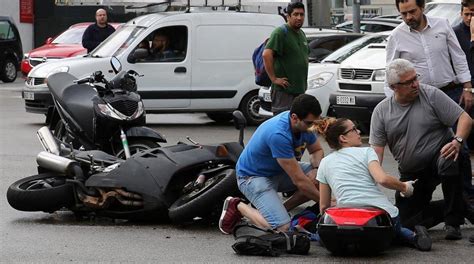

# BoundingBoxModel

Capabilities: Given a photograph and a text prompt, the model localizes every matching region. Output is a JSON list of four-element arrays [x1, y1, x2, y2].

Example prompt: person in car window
[[218, 94, 323, 235], [370, 59, 474, 241], [263, 2, 309, 115], [149, 32, 177, 61], [314, 117, 431, 251], [82, 8, 116, 53]]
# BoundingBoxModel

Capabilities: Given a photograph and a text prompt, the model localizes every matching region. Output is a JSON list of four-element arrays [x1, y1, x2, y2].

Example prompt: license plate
[[336, 95, 355, 105], [23, 91, 35, 100], [263, 93, 271, 102]]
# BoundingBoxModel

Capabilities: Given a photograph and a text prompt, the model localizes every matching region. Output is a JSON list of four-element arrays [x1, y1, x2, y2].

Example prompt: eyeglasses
[[302, 119, 317, 126], [396, 74, 420, 87], [342, 126, 359, 135]]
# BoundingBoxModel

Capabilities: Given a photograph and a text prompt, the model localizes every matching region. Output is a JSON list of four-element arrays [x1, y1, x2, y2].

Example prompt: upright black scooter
[[46, 57, 166, 158]]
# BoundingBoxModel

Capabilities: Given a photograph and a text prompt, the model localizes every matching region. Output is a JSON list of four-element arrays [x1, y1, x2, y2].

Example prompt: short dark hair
[[462, 0, 474, 10], [287, 1, 305, 16], [290, 94, 321, 120], [395, 0, 425, 11]]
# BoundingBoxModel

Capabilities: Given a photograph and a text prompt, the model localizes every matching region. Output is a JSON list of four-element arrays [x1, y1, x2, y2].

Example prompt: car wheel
[[1, 58, 17, 83], [239, 91, 265, 126]]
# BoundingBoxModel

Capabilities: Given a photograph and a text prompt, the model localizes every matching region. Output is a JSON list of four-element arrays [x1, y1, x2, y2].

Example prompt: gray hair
[[386, 59, 415, 87]]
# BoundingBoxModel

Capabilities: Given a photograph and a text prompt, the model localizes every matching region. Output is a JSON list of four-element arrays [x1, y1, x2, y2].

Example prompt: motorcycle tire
[[114, 138, 160, 159], [168, 168, 239, 223], [7, 173, 75, 213]]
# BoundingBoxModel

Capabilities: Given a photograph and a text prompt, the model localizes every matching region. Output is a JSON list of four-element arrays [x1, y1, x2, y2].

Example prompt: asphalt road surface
[[0, 79, 472, 262]]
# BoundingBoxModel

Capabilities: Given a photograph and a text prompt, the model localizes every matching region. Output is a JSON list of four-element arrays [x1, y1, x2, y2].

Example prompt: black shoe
[[445, 225, 462, 240], [465, 208, 474, 224], [414, 225, 432, 251], [469, 235, 474, 243]]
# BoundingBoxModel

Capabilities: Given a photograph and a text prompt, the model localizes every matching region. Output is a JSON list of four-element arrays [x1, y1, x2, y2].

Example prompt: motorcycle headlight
[[97, 101, 144, 121], [308, 72, 334, 89], [97, 103, 124, 120], [46, 66, 70, 78], [23, 53, 29, 60], [373, 69, 386, 82]]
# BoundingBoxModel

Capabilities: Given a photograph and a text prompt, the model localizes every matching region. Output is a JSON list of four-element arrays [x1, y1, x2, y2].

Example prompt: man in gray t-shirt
[[370, 59, 473, 240]]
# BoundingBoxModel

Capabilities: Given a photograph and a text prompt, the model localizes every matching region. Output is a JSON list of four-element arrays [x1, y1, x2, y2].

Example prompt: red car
[[21, 22, 121, 75]]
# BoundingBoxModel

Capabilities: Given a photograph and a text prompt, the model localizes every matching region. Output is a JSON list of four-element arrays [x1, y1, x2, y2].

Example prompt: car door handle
[[174, 67, 186, 73]]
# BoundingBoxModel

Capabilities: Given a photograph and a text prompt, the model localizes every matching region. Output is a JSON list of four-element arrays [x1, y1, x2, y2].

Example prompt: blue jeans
[[237, 162, 312, 229], [392, 216, 415, 246]]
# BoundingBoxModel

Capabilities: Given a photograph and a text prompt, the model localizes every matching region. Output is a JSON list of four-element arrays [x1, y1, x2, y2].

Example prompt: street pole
[[352, 0, 360, 33]]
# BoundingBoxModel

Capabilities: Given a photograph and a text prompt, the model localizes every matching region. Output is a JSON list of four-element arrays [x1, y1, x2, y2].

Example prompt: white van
[[22, 11, 284, 125]]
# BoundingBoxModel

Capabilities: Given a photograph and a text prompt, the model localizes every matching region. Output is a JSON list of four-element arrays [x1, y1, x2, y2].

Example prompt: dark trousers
[[396, 152, 466, 229], [443, 86, 474, 198]]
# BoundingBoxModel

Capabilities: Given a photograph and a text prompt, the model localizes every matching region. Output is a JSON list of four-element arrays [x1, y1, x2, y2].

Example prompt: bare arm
[[319, 183, 331, 213], [262, 48, 289, 88], [440, 112, 473, 160], [371, 145, 385, 164], [368, 160, 407, 193], [306, 139, 324, 170], [277, 158, 320, 202]]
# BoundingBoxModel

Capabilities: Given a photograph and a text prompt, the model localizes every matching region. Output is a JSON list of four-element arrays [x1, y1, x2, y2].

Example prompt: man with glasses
[[370, 59, 474, 240], [386, 0, 473, 112], [219, 94, 324, 234]]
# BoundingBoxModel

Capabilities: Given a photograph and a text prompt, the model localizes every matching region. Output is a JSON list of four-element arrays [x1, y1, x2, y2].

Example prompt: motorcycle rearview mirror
[[110, 56, 122, 74], [232, 110, 246, 147]]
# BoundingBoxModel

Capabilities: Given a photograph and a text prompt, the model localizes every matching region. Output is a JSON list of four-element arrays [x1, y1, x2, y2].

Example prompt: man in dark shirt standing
[[453, 0, 474, 244], [82, 8, 116, 53]]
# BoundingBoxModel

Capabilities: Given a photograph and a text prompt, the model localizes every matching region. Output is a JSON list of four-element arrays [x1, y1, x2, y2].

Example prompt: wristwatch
[[453, 136, 464, 144], [463, 87, 474, 93]]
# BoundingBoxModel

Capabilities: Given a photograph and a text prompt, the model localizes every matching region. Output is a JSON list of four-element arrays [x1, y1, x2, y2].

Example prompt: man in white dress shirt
[[386, 0, 473, 113]]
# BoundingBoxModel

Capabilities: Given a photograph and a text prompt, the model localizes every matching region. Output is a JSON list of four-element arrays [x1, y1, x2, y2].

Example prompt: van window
[[135, 26, 188, 63], [196, 25, 273, 60], [0, 21, 14, 40], [90, 25, 145, 58]]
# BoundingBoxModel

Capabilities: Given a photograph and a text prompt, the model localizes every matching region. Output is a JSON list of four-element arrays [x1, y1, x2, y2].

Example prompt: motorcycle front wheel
[[7, 173, 75, 213], [168, 168, 239, 223], [114, 138, 160, 159]]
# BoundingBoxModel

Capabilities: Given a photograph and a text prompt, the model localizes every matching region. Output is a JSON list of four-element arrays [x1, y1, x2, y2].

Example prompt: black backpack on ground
[[231, 223, 311, 257]]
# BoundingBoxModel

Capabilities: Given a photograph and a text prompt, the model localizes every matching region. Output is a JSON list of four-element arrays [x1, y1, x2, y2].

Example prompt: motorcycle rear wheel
[[7, 173, 75, 213], [168, 168, 238, 223]]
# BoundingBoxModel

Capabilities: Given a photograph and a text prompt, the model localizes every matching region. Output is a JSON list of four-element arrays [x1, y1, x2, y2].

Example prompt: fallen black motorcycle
[[7, 111, 247, 223], [46, 57, 166, 158]]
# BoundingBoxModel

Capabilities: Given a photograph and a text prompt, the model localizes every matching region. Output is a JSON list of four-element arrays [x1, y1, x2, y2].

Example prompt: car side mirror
[[127, 48, 149, 64], [110, 56, 122, 74], [45, 37, 53, 44]]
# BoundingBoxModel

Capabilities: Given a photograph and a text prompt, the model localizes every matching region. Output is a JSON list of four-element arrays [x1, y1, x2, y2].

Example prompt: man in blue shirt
[[219, 94, 324, 234]]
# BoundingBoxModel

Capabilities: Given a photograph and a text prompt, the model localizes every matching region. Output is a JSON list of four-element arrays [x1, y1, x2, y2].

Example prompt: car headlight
[[46, 66, 70, 78], [308, 72, 334, 89], [373, 69, 386, 82]]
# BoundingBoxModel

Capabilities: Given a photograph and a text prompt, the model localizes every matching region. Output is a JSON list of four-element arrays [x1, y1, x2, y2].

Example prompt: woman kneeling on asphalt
[[314, 118, 432, 251]]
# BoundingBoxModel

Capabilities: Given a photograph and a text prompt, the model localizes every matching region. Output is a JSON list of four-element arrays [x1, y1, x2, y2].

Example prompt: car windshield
[[52, 26, 87, 44], [321, 34, 387, 63], [89, 25, 146, 58], [425, 3, 462, 26]]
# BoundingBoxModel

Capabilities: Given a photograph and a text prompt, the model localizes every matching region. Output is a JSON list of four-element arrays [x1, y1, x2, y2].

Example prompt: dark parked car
[[0, 16, 22, 83], [307, 32, 363, 62]]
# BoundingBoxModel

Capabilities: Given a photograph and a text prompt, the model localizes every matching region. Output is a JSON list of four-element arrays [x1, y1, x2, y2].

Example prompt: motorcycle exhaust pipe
[[36, 151, 78, 174], [37, 126, 60, 155]]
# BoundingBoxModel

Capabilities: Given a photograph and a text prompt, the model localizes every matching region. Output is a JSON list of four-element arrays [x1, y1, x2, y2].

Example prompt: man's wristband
[[463, 87, 473, 93]]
